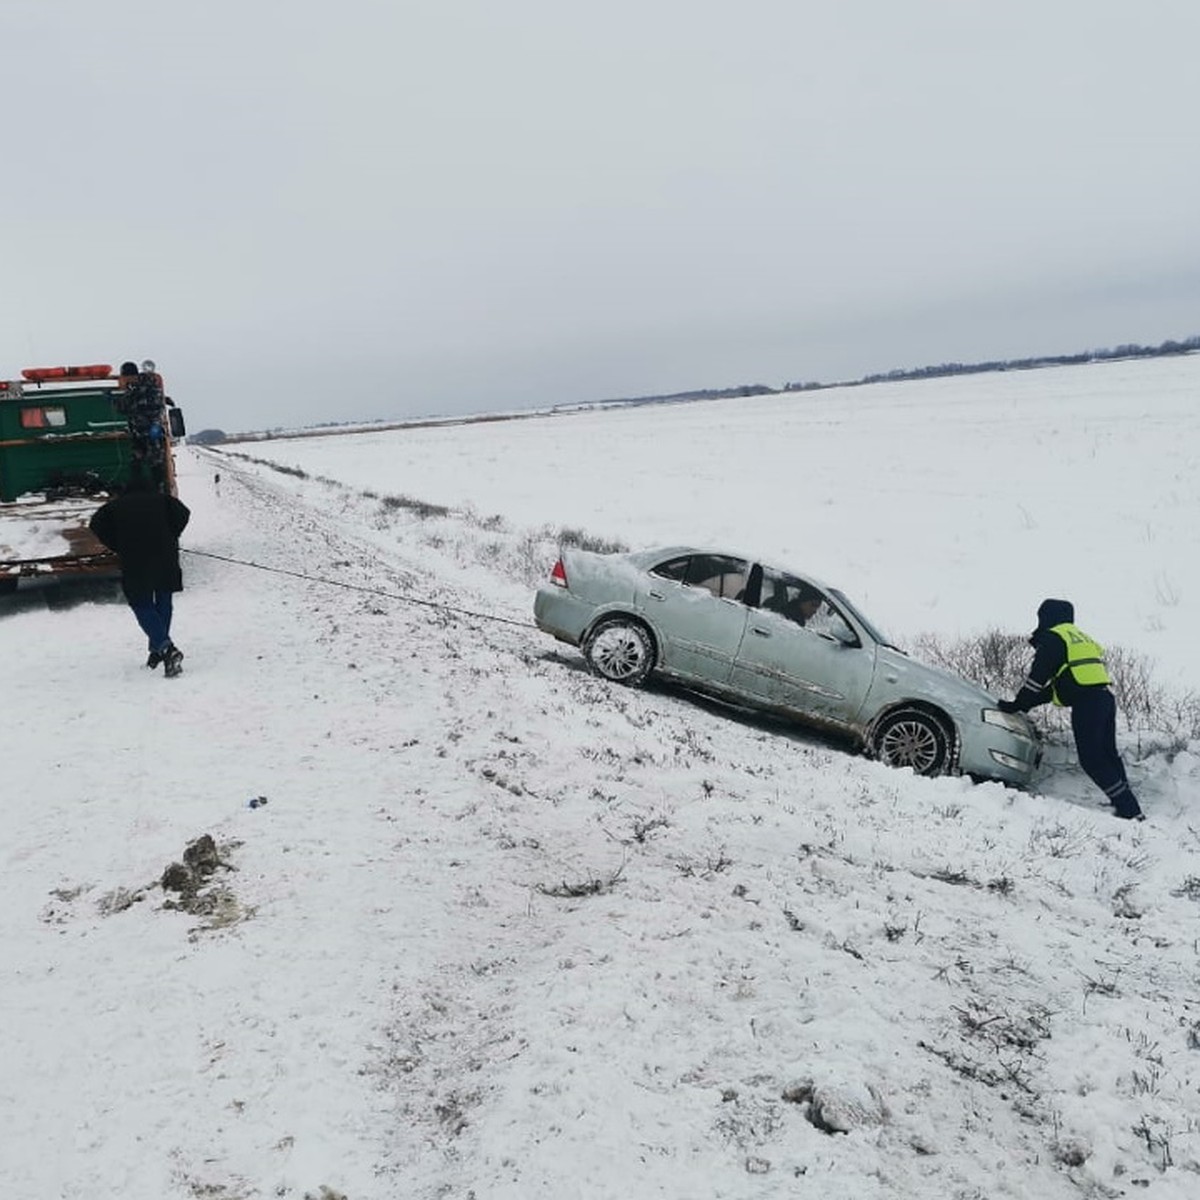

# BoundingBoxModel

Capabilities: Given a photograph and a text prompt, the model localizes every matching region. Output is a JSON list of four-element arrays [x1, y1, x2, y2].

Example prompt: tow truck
[[0, 364, 186, 592]]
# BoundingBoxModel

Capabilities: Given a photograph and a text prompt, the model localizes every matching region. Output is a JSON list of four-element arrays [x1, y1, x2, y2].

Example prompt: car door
[[636, 553, 751, 684], [730, 568, 876, 728]]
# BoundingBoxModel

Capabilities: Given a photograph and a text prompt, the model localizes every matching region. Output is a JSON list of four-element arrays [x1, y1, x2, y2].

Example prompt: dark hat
[[1036, 598, 1074, 629], [120, 361, 139, 376]]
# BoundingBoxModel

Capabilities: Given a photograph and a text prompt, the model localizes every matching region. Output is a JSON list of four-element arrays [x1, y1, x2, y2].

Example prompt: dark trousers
[[1070, 687, 1142, 818], [127, 590, 174, 654]]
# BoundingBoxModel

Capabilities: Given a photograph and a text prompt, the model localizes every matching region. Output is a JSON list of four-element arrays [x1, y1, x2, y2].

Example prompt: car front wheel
[[584, 618, 655, 686], [871, 708, 952, 776]]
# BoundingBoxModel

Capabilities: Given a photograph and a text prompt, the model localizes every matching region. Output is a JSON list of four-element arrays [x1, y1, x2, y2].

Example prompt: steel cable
[[180, 547, 534, 630]]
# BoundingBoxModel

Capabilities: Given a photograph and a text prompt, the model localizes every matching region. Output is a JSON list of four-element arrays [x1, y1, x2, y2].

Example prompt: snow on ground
[[4, 357, 1200, 1199]]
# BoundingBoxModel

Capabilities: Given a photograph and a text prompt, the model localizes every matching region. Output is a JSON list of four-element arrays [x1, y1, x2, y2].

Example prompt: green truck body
[[0, 370, 184, 589], [0, 385, 132, 502]]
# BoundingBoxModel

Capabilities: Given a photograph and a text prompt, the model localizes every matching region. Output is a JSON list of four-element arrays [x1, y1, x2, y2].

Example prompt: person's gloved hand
[[997, 699, 1019, 714]]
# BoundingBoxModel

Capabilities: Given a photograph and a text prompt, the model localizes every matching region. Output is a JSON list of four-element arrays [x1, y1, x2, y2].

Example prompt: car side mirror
[[168, 408, 186, 439]]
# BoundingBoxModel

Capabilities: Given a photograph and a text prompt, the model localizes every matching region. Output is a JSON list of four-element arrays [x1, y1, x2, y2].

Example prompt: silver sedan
[[534, 545, 1039, 785]]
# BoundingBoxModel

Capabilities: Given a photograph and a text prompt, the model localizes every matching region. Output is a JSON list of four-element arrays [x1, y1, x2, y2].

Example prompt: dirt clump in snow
[[161, 835, 251, 930]]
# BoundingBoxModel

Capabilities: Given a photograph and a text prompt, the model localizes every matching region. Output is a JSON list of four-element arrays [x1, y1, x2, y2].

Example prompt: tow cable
[[181, 547, 534, 630]]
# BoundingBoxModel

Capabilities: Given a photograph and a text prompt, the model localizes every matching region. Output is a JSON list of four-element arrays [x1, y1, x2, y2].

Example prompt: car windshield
[[828, 587, 897, 649]]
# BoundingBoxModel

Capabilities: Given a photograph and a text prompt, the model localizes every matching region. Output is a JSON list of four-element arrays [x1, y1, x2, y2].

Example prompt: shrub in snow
[[781, 1077, 887, 1134], [556, 527, 628, 555], [1053, 1135, 1092, 1167], [914, 629, 1200, 745]]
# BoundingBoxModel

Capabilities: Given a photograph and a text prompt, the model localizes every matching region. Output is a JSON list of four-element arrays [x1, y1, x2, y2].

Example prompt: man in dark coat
[[89, 472, 191, 677], [998, 598, 1143, 820], [113, 358, 169, 486]]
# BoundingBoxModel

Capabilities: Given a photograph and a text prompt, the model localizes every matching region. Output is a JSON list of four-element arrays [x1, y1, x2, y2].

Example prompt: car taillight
[[549, 558, 568, 588]]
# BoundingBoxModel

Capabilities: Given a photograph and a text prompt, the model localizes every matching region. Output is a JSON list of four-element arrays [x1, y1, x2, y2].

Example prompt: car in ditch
[[533, 545, 1039, 786]]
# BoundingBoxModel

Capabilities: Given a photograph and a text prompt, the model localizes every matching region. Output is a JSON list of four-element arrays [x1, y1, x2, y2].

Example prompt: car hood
[[875, 644, 998, 708]]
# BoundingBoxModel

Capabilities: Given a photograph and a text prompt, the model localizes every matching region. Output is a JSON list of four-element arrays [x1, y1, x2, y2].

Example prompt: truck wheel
[[584, 618, 655, 686], [872, 708, 951, 776]]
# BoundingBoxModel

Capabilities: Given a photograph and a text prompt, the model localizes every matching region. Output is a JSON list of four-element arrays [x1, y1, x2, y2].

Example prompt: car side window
[[757, 568, 854, 640], [805, 601, 855, 643], [759, 569, 815, 624], [650, 556, 691, 583], [686, 554, 749, 601], [650, 554, 750, 601]]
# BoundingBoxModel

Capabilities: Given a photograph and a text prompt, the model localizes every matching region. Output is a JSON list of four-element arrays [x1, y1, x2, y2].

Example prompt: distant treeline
[[214, 333, 1200, 442], [842, 334, 1200, 389], [605, 333, 1200, 405]]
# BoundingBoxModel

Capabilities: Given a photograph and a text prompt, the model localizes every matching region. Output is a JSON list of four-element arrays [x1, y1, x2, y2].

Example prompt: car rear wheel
[[584, 618, 655, 686], [871, 708, 952, 776]]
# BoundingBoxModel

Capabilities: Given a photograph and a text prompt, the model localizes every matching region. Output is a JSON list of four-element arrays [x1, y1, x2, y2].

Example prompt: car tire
[[871, 707, 952, 777], [583, 617, 655, 687]]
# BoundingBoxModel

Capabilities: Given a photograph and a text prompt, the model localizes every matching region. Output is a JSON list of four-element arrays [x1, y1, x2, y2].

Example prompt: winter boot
[[163, 644, 184, 678]]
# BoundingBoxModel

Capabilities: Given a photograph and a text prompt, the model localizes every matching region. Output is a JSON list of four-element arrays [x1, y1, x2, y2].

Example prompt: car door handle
[[648, 589, 665, 601], [751, 626, 771, 637]]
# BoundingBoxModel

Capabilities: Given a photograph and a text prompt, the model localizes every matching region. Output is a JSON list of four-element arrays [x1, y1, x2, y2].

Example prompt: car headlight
[[982, 707, 1034, 738], [989, 748, 1032, 771]]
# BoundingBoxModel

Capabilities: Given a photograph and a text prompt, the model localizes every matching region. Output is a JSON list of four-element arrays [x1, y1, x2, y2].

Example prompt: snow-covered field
[[242, 354, 1200, 689], [4, 355, 1199, 1199]]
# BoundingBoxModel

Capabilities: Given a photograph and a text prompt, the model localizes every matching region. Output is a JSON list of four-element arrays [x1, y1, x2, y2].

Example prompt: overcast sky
[[4, 0, 1198, 432]]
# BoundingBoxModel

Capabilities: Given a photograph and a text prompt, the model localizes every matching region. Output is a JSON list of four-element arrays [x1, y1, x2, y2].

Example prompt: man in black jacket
[[998, 598, 1143, 820], [89, 473, 191, 677]]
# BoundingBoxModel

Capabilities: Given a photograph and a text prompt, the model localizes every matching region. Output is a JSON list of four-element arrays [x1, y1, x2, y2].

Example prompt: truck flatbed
[[0, 492, 117, 588]]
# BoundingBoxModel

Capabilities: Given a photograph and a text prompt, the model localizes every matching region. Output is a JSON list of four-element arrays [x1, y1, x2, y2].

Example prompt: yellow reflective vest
[[1048, 622, 1110, 705]]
